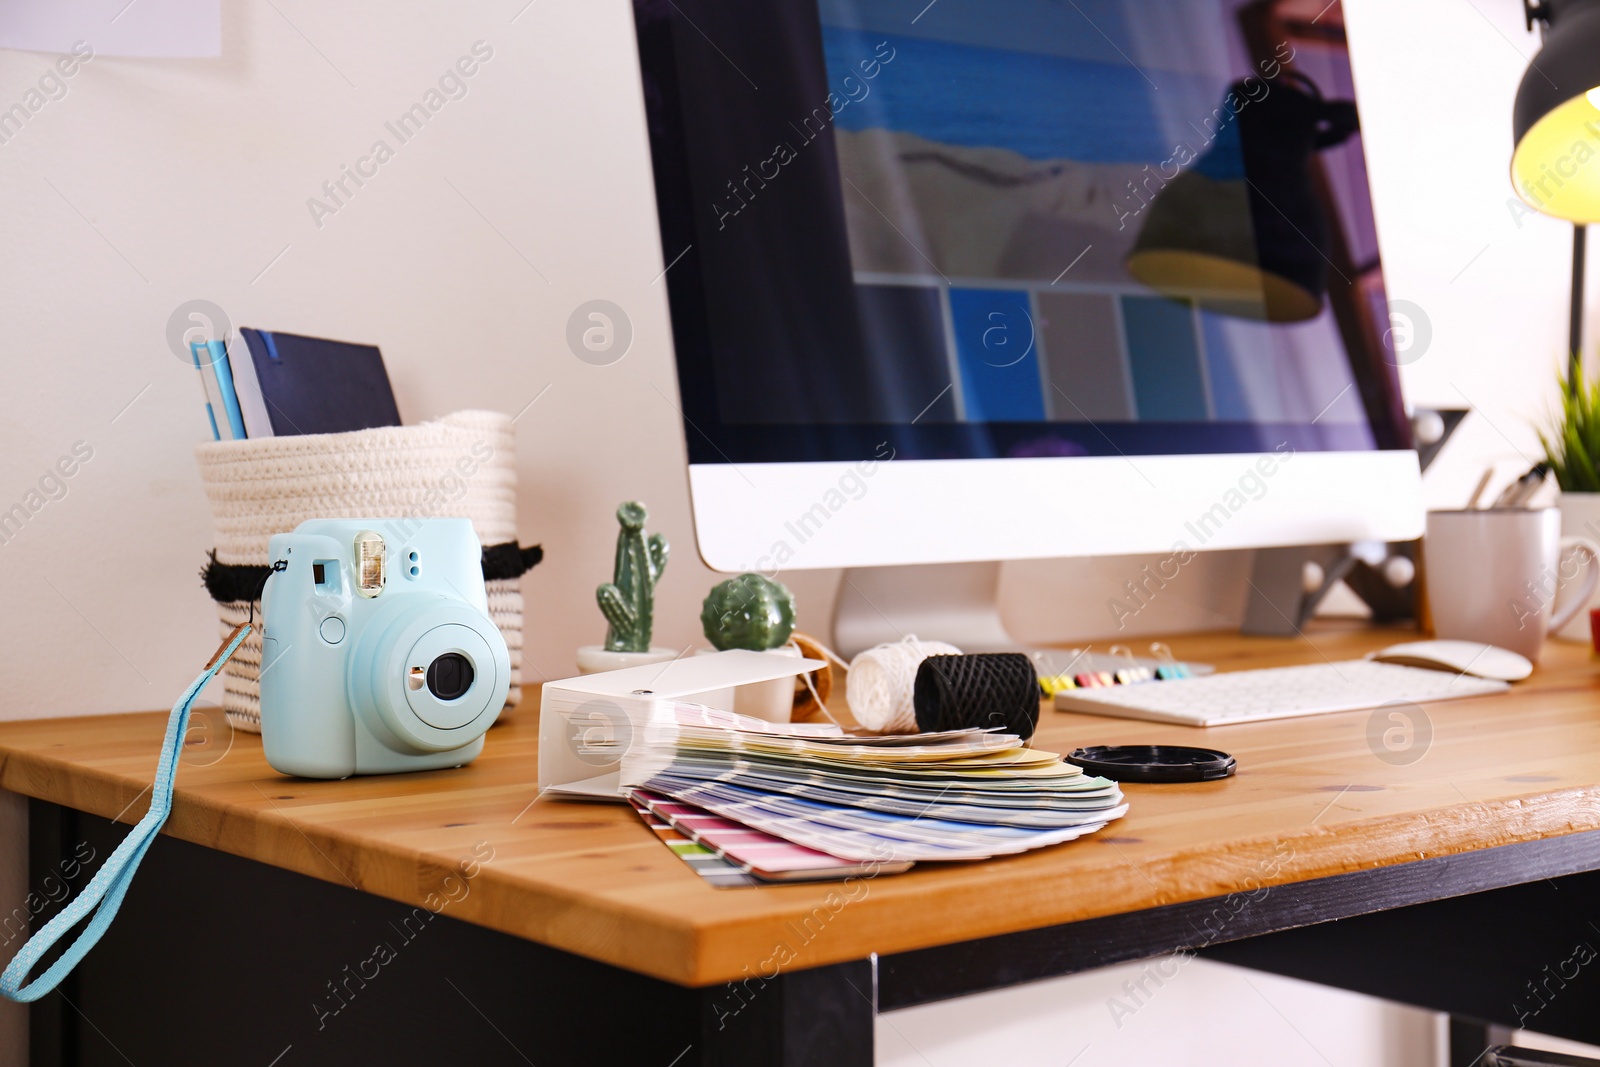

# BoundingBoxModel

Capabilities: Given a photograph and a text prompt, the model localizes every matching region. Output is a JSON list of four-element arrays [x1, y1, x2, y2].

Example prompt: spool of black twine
[[913, 653, 1040, 741]]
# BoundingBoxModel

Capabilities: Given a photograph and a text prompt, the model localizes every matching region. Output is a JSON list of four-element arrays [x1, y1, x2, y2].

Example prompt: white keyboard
[[1053, 659, 1509, 727]]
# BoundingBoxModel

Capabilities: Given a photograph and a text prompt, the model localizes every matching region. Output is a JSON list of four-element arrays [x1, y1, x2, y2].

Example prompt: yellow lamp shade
[[1511, 1, 1600, 223], [1510, 91, 1600, 223]]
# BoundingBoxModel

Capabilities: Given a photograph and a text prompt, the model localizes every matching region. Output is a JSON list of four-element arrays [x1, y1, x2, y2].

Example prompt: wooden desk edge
[[0, 741, 714, 984], [7, 625, 1600, 987], [6, 738, 1600, 988]]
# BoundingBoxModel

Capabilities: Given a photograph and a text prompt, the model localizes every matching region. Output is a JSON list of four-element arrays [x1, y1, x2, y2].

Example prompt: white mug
[[1557, 492, 1600, 640], [1423, 507, 1600, 662]]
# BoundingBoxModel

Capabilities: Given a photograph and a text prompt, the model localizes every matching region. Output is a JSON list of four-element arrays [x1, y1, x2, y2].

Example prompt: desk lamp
[[1514, 0, 1600, 373]]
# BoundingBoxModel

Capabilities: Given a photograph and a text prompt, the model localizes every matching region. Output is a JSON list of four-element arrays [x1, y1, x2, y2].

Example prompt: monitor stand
[[833, 551, 1418, 660], [1241, 542, 1419, 635], [830, 562, 1204, 675], [831, 561, 1018, 660]]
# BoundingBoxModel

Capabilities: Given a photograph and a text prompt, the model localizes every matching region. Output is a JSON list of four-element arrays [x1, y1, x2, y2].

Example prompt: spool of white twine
[[846, 636, 962, 734]]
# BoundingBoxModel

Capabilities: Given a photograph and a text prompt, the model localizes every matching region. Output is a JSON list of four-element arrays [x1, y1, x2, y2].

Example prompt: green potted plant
[[1539, 372, 1600, 639], [700, 573, 796, 652], [576, 502, 678, 673], [698, 573, 801, 722]]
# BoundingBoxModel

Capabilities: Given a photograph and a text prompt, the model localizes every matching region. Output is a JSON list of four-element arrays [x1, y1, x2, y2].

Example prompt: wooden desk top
[[4, 622, 1600, 987]]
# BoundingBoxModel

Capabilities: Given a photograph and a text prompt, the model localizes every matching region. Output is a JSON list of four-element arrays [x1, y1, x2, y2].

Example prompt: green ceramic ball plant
[[701, 573, 796, 651]]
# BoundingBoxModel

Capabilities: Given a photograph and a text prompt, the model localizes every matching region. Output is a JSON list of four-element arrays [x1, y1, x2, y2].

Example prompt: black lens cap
[[426, 653, 476, 701], [1066, 745, 1236, 783]]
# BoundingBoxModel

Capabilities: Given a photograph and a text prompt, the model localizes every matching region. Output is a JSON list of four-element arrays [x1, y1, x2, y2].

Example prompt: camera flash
[[354, 531, 385, 598]]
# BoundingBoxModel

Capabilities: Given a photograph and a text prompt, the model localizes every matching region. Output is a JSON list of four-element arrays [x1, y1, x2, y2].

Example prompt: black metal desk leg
[[26, 798, 79, 1067], [698, 957, 876, 1067]]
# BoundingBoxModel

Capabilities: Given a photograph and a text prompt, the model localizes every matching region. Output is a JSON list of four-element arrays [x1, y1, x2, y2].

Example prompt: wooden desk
[[7, 623, 1600, 1065]]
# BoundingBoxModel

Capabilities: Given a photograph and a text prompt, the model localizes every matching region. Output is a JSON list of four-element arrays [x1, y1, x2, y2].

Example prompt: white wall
[[879, 958, 1439, 1067], [0, 0, 739, 718], [1347, 0, 1584, 506], [0, 0, 1581, 1062]]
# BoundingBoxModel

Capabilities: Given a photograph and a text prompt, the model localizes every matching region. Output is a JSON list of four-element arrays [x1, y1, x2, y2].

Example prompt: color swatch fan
[[620, 703, 1126, 864]]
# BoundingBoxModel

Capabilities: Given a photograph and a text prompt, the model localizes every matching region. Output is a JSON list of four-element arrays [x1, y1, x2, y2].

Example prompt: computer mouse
[[1371, 639, 1533, 682]]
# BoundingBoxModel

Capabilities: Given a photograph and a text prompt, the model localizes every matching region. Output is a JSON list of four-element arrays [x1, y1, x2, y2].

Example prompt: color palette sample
[[850, 278, 1359, 430], [629, 789, 912, 884], [948, 287, 1045, 421], [627, 794, 758, 888], [1120, 295, 1208, 421]]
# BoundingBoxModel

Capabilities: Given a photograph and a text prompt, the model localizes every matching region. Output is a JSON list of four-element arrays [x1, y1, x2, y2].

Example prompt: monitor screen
[[633, 0, 1410, 466]]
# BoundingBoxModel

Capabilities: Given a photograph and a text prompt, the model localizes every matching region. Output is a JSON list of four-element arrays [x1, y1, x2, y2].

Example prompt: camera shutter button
[[319, 616, 347, 644]]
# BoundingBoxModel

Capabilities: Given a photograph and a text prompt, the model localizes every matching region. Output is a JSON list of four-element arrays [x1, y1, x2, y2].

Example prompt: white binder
[[537, 649, 824, 800]]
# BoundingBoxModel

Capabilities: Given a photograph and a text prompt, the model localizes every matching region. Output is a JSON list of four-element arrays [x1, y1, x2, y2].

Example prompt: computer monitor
[[631, 0, 1423, 653]]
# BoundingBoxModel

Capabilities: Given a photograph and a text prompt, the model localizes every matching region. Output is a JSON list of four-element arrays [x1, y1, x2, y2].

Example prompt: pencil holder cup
[[194, 410, 542, 733]]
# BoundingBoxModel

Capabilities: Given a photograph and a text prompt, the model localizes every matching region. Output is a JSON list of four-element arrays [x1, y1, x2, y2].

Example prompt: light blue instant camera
[[259, 518, 509, 778]]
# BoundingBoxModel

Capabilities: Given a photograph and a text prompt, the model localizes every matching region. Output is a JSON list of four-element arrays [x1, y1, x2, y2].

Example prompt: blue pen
[[206, 338, 248, 440], [188, 340, 221, 442]]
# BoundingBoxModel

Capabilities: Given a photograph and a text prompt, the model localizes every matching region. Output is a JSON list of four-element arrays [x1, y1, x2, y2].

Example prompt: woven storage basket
[[196, 410, 527, 733]]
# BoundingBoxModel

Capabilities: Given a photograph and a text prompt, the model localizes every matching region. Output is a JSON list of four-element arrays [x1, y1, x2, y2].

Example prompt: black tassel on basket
[[201, 543, 543, 603]]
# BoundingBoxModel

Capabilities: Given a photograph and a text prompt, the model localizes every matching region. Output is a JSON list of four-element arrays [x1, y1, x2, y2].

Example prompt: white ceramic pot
[[575, 646, 680, 675], [697, 644, 800, 723], [1558, 491, 1600, 641]]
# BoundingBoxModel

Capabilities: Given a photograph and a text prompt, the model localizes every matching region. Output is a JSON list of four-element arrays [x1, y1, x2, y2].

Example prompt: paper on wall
[[0, 0, 220, 58]]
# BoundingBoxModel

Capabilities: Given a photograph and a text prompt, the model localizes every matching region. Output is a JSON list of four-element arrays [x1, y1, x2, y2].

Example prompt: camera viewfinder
[[311, 560, 341, 593]]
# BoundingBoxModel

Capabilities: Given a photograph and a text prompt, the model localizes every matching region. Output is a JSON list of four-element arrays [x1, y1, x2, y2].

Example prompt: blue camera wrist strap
[[0, 622, 253, 1003]]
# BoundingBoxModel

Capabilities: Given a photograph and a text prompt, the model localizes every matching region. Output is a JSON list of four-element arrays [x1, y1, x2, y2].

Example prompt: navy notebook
[[236, 328, 401, 437]]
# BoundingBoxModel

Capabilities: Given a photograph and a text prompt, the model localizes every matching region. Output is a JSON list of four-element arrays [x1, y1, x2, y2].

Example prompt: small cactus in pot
[[597, 501, 669, 653], [701, 573, 796, 651]]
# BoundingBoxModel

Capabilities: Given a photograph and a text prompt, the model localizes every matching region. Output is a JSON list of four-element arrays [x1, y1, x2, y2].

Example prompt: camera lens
[[425, 653, 475, 701]]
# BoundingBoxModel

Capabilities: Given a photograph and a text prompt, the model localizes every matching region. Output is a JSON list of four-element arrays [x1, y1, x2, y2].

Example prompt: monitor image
[[631, 0, 1423, 651]]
